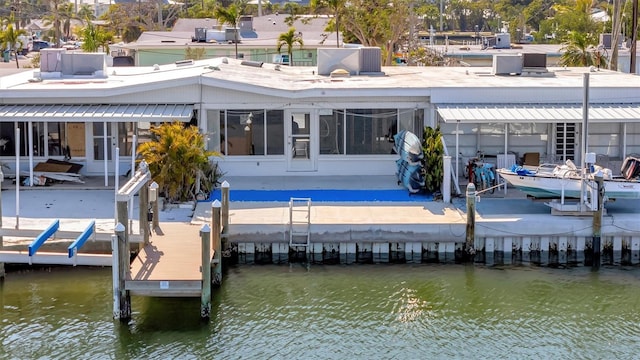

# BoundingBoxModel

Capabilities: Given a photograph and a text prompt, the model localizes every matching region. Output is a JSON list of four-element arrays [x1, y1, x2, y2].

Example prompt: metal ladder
[[289, 197, 311, 247]]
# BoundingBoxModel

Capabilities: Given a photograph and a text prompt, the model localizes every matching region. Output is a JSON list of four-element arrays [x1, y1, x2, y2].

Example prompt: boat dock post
[[465, 183, 476, 260], [592, 174, 604, 268], [114, 222, 131, 320], [211, 200, 222, 286], [200, 224, 212, 319], [221, 181, 230, 252]]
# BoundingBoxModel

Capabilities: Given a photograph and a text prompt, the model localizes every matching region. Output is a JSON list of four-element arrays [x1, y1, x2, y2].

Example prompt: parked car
[[32, 40, 50, 52]]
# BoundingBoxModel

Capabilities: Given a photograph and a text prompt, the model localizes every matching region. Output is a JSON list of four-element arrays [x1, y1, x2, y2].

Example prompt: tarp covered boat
[[394, 130, 425, 194], [395, 159, 425, 193], [393, 130, 423, 166]]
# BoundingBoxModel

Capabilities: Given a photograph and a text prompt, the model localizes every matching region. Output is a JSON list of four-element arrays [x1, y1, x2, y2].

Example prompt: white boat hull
[[497, 168, 640, 200]]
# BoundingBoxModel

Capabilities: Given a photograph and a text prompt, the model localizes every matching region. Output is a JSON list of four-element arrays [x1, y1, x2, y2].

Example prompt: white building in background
[[0, 48, 637, 184]]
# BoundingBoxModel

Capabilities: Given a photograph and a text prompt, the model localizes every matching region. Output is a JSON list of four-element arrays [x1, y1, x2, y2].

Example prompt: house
[[0, 47, 638, 186], [111, 15, 340, 66], [433, 37, 640, 74]]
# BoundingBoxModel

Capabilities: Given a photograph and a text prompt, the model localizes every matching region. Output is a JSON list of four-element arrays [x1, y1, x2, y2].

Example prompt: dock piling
[[211, 200, 222, 286], [592, 174, 604, 268], [200, 224, 212, 319], [465, 183, 476, 260], [221, 181, 230, 249], [115, 222, 131, 320]]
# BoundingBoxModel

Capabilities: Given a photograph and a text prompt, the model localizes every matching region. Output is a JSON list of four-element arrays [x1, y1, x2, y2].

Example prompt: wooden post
[[211, 200, 222, 286], [200, 224, 211, 319], [221, 181, 230, 249], [592, 174, 604, 268], [443, 155, 451, 203], [140, 180, 150, 246], [465, 183, 476, 259], [150, 181, 159, 230], [115, 222, 131, 320], [111, 234, 120, 318]]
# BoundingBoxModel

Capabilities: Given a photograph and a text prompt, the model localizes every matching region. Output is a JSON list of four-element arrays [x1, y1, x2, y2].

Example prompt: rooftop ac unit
[[359, 47, 382, 73], [194, 28, 207, 42], [492, 54, 522, 75], [40, 48, 66, 73], [599, 33, 623, 49], [225, 28, 239, 42], [495, 33, 511, 49], [522, 53, 547, 68]]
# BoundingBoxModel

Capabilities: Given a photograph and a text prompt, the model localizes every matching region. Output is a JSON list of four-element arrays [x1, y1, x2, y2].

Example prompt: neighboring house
[[111, 15, 339, 66], [0, 47, 638, 184], [434, 36, 640, 74]]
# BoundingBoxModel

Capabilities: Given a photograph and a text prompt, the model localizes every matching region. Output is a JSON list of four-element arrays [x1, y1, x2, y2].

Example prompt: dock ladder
[[289, 197, 311, 247]]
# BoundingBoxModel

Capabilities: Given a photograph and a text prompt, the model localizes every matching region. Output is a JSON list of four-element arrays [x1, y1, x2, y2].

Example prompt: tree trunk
[[609, 0, 623, 71]]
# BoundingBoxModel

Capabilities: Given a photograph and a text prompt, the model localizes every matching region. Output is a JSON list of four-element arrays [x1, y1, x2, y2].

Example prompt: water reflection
[[2, 264, 640, 359]]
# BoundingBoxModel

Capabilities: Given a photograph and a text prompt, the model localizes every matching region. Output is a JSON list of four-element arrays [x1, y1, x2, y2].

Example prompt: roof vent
[[175, 59, 194, 67], [241, 60, 263, 67], [330, 68, 350, 78]]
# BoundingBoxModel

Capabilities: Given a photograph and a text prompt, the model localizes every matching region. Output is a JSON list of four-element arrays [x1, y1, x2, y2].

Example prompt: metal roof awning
[[0, 104, 194, 122], [436, 104, 640, 123]]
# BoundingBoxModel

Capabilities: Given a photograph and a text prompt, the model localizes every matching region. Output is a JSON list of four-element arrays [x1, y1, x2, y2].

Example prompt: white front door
[[286, 110, 316, 172]]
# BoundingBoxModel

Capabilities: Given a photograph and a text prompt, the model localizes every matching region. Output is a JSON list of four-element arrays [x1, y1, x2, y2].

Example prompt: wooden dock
[[126, 222, 206, 297]]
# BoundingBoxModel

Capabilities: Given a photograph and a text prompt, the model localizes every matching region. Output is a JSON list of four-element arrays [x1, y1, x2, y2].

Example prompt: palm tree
[[43, 0, 63, 47], [81, 21, 113, 53], [137, 122, 220, 203], [310, 0, 345, 47], [277, 27, 303, 66], [213, 3, 240, 59], [1, 22, 28, 68], [559, 31, 606, 68]]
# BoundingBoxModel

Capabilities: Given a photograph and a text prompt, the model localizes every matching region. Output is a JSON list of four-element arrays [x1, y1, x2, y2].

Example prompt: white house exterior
[[0, 47, 638, 185]]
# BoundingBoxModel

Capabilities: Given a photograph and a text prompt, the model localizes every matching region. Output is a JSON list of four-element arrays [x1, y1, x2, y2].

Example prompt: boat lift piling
[[211, 200, 222, 286], [221, 181, 230, 251], [200, 224, 211, 319], [465, 183, 476, 260], [592, 174, 604, 268]]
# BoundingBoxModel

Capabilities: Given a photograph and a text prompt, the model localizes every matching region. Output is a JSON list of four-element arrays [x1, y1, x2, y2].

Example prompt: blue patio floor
[[207, 188, 433, 202]]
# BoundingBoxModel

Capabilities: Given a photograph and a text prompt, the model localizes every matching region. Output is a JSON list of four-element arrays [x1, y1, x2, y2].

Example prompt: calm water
[[2, 264, 640, 359]]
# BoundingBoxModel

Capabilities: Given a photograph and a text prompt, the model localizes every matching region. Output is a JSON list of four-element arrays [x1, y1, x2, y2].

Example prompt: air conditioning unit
[[492, 54, 522, 75], [495, 33, 511, 49], [359, 47, 382, 73], [599, 33, 623, 49], [225, 28, 239, 42], [522, 53, 547, 68], [40, 48, 66, 73], [194, 28, 207, 42]]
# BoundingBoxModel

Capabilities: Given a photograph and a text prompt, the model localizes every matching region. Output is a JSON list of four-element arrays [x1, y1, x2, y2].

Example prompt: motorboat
[[496, 158, 640, 200]]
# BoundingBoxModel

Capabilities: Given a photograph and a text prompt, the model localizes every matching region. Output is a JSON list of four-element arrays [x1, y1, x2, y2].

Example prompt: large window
[[219, 109, 284, 156], [0, 122, 73, 158]]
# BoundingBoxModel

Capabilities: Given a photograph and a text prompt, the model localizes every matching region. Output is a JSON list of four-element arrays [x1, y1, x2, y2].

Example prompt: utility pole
[[439, 0, 444, 32]]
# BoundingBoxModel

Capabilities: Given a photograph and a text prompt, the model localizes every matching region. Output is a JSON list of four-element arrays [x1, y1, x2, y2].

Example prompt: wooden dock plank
[[129, 222, 206, 282]]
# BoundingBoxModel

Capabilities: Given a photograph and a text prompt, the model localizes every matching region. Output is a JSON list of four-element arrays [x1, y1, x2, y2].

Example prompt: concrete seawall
[[192, 198, 640, 266]]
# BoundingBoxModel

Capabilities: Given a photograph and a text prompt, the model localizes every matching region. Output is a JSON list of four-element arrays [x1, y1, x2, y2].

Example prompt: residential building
[[0, 47, 638, 185]]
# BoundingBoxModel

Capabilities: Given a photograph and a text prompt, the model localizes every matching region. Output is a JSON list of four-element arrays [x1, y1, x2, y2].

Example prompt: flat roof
[[0, 57, 637, 104]]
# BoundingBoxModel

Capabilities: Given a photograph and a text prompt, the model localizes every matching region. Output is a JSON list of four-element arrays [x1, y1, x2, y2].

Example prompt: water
[[2, 264, 640, 359]]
